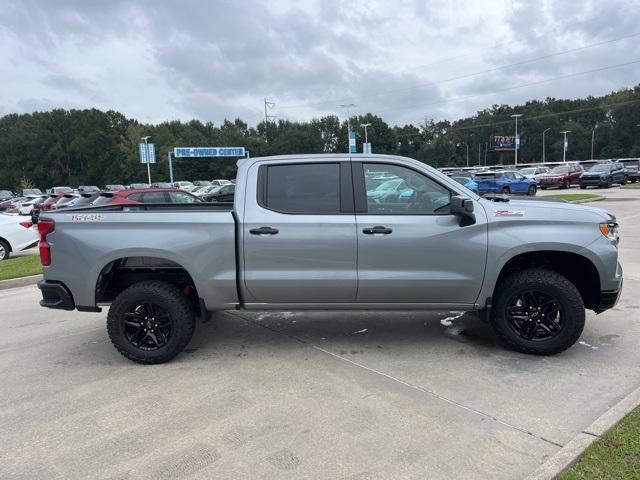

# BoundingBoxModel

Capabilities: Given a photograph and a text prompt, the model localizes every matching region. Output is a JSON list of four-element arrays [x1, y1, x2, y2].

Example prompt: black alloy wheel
[[123, 302, 173, 351], [505, 290, 563, 342]]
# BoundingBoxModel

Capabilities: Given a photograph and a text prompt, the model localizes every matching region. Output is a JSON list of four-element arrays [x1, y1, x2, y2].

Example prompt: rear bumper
[[38, 280, 75, 310]]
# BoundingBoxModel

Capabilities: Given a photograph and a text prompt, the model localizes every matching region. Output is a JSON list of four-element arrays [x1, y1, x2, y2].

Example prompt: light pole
[[542, 128, 551, 163], [511, 114, 523, 165], [141, 135, 152, 185], [591, 124, 598, 160], [560, 131, 571, 163], [466, 143, 469, 167], [360, 123, 371, 153], [338, 103, 355, 153]]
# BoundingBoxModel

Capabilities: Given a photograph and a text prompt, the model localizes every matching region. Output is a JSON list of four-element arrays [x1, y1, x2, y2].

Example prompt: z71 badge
[[70, 214, 104, 222], [494, 210, 525, 217]]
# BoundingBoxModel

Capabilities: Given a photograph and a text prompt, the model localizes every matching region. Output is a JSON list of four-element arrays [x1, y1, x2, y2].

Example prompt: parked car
[[580, 162, 627, 189], [172, 181, 195, 192], [51, 193, 81, 210], [450, 175, 479, 194], [22, 188, 43, 196], [64, 192, 101, 209], [128, 183, 150, 190], [35, 153, 622, 364], [92, 188, 202, 206], [49, 186, 74, 194], [619, 158, 640, 183], [104, 184, 126, 191], [0, 198, 15, 212], [203, 184, 235, 202], [473, 170, 537, 195], [0, 190, 13, 202], [18, 195, 49, 215], [2, 197, 27, 214], [0, 213, 39, 260], [78, 185, 100, 193], [537, 164, 583, 189], [519, 166, 550, 182], [193, 185, 223, 196], [151, 182, 173, 189], [193, 180, 212, 187], [40, 193, 67, 212], [211, 179, 232, 186]]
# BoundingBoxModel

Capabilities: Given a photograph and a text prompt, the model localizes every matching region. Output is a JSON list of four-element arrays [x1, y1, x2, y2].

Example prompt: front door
[[242, 160, 357, 304], [354, 161, 488, 305]]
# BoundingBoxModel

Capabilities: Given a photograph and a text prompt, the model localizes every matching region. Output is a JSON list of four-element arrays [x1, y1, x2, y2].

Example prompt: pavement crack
[[227, 311, 564, 449]]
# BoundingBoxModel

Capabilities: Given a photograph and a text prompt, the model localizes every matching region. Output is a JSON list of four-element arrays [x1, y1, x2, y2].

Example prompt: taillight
[[37, 219, 55, 266], [19, 220, 33, 229]]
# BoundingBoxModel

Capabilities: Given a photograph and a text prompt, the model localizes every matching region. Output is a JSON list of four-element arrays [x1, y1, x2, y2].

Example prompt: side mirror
[[450, 195, 476, 226]]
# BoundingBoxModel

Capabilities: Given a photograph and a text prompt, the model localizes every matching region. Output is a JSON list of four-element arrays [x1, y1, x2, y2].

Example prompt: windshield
[[550, 166, 570, 173], [589, 164, 611, 172]]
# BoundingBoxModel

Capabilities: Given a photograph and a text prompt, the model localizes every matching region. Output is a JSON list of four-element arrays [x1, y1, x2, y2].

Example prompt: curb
[[571, 195, 605, 204], [526, 384, 640, 480], [0, 274, 42, 291]]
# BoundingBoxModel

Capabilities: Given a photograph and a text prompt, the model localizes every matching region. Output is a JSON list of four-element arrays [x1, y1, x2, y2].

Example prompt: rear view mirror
[[450, 195, 475, 226]]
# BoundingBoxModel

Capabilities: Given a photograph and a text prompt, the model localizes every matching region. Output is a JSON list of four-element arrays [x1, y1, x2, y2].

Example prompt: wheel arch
[[0, 236, 12, 252], [493, 250, 601, 312]]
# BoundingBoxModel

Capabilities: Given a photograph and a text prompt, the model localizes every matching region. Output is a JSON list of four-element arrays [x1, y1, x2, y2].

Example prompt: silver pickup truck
[[36, 154, 622, 364]]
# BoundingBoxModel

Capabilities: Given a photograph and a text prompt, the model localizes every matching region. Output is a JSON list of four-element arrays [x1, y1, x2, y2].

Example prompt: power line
[[277, 31, 640, 111]]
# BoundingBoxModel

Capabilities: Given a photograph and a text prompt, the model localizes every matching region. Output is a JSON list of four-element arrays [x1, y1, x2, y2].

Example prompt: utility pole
[[466, 143, 469, 167], [542, 128, 551, 163], [511, 114, 523, 165], [478, 143, 481, 166], [338, 104, 355, 153], [560, 131, 571, 163], [591, 124, 598, 160], [141, 135, 151, 186], [263, 98, 276, 124], [484, 142, 488, 166]]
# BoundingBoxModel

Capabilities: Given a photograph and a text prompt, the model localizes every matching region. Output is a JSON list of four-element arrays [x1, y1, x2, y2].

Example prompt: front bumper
[[38, 280, 75, 310], [580, 176, 607, 186], [597, 284, 622, 313]]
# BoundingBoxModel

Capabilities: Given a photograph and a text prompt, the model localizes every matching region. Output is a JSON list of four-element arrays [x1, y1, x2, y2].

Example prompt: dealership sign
[[492, 135, 520, 151], [173, 147, 246, 158]]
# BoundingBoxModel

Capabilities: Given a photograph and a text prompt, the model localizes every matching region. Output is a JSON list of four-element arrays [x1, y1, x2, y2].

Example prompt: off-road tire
[[107, 280, 195, 364], [491, 269, 585, 355]]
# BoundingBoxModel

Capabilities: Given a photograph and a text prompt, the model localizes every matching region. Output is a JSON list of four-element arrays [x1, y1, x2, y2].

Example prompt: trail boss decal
[[70, 214, 104, 222], [494, 210, 525, 217]]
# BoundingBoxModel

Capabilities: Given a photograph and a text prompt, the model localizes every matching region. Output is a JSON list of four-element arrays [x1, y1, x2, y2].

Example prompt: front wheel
[[562, 180, 570, 189], [107, 280, 196, 364], [501, 187, 510, 195], [622, 176, 628, 185], [527, 185, 537, 196], [490, 269, 585, 355], [580, 185, 587, 190]]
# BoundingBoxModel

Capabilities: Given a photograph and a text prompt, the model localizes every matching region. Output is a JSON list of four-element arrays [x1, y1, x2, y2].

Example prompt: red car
[[92, 188, 202, 206], [40, 193, 67, 211], [537, 164, 583, 189]]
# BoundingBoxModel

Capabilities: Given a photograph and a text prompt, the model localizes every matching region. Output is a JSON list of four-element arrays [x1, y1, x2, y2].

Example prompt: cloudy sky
[[1, 0, 639, 126]]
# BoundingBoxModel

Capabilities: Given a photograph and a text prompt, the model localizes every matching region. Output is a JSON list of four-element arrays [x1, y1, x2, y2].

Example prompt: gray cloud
[[0, 0, 638, 126]]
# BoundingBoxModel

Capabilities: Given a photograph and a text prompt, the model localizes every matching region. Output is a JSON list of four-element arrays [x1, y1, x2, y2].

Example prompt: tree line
[[1, 85, 639, 191]]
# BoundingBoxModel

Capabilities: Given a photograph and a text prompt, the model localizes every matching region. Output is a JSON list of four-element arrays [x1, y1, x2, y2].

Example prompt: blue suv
[[473, 170, 537, 196]]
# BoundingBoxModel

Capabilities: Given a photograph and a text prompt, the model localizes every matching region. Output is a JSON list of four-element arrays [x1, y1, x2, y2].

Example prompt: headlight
[[599, 222, 619, 243]]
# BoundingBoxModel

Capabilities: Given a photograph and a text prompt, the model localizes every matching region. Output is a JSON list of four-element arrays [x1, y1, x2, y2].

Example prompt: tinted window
[[503, 172, 515, 180], [265, 163, 340, 213], [364, 163, 451, 215], [140, 192, 168, 203]]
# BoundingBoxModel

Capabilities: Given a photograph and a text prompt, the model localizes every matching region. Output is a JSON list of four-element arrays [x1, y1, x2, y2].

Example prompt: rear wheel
[[562, 179, 570, 189], [527, 185, 537, 196], [491, 269, 585, 355], [501, 186, 510, 195], [607, 177, 613, 188], [107, 280, 195, 364], [580, 185, 587, 189], [622, 176, 628, 185], [0, 239, 10, 261]]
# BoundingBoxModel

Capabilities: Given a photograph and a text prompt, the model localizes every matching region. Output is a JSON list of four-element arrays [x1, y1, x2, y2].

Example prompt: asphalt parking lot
[[1, 187, 639, 479]]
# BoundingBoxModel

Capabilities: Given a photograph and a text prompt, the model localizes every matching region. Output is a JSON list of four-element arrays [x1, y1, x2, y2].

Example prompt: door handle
[[362, 226, 393, 235], [250, 226, 279, 235]]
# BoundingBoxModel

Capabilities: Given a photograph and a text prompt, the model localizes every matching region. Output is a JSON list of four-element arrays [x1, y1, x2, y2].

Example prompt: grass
[[544, 193, 602, 202], [559, 406, 640, 479], [0, 254, 42, 281], [622, 182, 640, 188]]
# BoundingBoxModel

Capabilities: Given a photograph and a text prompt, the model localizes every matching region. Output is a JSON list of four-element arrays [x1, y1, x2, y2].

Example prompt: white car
[[211, 179, 232, 186], [193, 185, 222, 196], [172, 181, 195, 192], [0, 213, 39, 261]]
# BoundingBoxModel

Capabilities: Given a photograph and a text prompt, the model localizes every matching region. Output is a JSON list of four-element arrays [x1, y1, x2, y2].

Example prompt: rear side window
[[261, 163, 340, 214], [140, 192, 168, 203]]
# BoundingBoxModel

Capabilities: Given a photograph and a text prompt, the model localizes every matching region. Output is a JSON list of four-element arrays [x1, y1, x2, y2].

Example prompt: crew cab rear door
[[242, 159, 357, 304], [353, 160, 488, 305]]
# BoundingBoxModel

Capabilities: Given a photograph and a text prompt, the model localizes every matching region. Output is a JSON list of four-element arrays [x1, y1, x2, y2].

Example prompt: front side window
[[140, 192, 168, 203], [364, 163, 451, 215], [264, 163, 340, 214]]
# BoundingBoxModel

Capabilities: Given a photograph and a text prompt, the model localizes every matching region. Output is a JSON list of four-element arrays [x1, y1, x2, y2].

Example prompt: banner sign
[[173, 147, 246, 158], [348, 131, 357, 154]]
